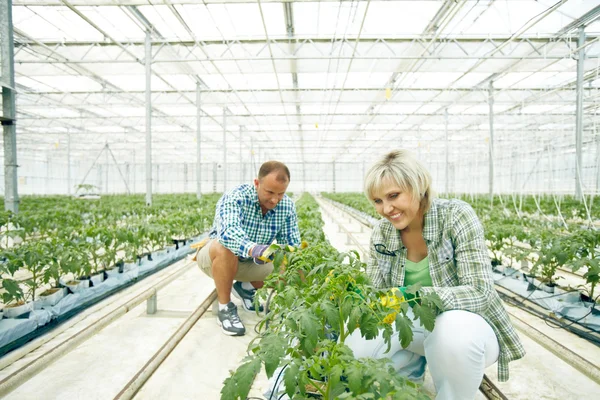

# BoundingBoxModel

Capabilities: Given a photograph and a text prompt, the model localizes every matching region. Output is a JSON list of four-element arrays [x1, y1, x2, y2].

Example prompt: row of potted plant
[[0, 194, 220, 318]]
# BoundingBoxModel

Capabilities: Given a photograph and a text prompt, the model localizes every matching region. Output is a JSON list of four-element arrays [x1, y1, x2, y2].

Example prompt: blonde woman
[[346, 150, 525, 399]]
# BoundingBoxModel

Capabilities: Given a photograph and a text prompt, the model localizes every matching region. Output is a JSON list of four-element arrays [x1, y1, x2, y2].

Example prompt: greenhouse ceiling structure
[[2, 0, 600, 202]]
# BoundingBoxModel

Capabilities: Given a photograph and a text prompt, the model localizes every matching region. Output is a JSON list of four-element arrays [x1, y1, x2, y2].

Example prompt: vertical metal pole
[[67, 131, 71, 196], [239, 126, 243, 183], [445, 108, 449, 195], [332, 161, 336, 193], [596, 135, 600, 195], [223, 108, 227, 192], [125, 163, 130, 193], [183, 163, 188, 193], [547, 144, 553, 193], [302, 162, 306, 192], [250, 137, 254, 172], [213, 162, 217, 193], [132, 148, 136, 194], [575, 26, 585, 200], [145, 30, 153, 206], [488, 81, 495, 203], [45, 153, 50, 195], [196, 82, 202, 199], [105, 143, 109, 194], [1, 0, 18, 212]]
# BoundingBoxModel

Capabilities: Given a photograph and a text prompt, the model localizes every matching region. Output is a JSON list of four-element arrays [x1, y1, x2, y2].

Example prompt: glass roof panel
[[137, 6, 193, 41], [293, 1, 368, 37], [361, 1, 439, 36], [77, 6, 146, 42], [14, 6, 104, 41]]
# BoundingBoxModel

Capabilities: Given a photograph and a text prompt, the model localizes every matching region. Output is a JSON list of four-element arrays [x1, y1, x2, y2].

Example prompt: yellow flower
[[383, 312, 397, 325], [301, 241, 309, 249]]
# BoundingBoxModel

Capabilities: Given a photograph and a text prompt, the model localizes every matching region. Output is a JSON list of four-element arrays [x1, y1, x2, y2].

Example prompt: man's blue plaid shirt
[[208, 184, 301, 258]]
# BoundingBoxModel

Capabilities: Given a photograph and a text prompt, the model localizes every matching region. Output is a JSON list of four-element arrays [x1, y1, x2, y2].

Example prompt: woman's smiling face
[[371, 177, 422, 231]]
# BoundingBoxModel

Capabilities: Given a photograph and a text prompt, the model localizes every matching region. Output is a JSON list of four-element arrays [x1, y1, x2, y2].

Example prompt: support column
[[125, 163, 130, 193], [488, 81, 495, 203], [132, 149, 136, 194], [145, 30, 153, 206], [183, 163, 188, 193], [596, 135, 600, 195], [223, 108, 227, 192], [445, 108, 449, 195], [332, 161, 336, 193], [302, 162, 306, 192], [45, 153, 50, 195], [146, 293, 157, 315], [196, 82, 202, 199], [239, 126, 243, 183], [1, 0, 18, 212], [105, 143, 109, 194], [213, 162, 217, 193], [67, 132, 71, 196], [575, 26, 585, 199]]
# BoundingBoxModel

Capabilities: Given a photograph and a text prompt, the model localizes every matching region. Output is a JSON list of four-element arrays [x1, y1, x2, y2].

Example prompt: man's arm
[[216, 195, 257, 257], [275, 203, 301, 247]]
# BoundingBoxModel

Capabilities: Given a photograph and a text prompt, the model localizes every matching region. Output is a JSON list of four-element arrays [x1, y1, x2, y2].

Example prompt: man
[[197, 161, 301, 336]]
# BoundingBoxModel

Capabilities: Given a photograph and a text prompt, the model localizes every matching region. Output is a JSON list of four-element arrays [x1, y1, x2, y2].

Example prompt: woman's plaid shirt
[[367, 198, 525, 382], [208, 184, 301, 258]]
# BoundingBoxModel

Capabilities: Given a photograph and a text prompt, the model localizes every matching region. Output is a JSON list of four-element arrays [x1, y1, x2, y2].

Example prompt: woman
[[346, 150, 525, 399]]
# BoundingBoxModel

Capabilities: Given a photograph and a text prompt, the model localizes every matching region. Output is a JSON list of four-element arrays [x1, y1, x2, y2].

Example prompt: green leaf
[[412, 303, 437, 332], [348, 305, 363, 332], [320, 299, 340, 329], [358, 313, 379, 340], [273, 251, 285, 269], [394, 314, 414, 349], [283, 362, 299, 397], [257, 334, 285, 378], [220, 357, 261, 400], [346, 362, 363, 394]]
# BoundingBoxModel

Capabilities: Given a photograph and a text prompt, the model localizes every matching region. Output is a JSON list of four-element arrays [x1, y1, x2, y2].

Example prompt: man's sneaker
[[217, 302, 245, 336], [232, 281, 264, 312]]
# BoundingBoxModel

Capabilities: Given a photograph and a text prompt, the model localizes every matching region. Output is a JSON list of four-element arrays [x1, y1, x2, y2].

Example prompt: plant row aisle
[[0, 194, 220, 354], [322, 192, 600, 340], [223, 193, 441, 400]]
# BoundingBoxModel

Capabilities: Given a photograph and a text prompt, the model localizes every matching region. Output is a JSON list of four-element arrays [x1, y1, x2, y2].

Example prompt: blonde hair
[[364, 150, 435, 213]]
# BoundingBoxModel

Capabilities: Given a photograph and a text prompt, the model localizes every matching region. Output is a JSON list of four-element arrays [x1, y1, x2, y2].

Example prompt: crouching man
[[197, 161, 300, 336]]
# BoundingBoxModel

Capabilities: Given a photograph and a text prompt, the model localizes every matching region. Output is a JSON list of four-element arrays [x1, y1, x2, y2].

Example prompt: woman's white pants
[[345, 310, 500, 400]]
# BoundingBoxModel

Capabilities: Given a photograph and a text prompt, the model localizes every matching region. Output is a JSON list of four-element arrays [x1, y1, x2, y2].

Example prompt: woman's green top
[[404, 256, 432, 287], [404, 257, 432, 304]]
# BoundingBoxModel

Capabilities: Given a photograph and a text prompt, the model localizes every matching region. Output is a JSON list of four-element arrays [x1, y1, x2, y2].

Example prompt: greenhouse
[[0, 0, 599, 399]]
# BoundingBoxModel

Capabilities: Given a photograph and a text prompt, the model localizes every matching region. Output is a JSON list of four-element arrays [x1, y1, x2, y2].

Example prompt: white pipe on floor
[[114, 289, 217, 400]]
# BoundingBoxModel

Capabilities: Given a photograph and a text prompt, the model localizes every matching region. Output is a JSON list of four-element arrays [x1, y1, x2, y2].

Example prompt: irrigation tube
[[114, 289, 217, 400], [0, 260, 196, 397]]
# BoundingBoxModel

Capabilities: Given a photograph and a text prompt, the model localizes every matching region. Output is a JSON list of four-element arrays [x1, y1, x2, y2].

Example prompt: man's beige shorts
[[197, 239, 274, 282]]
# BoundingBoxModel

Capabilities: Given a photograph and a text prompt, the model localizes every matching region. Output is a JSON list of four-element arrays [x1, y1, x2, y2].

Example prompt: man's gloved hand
[[250, 244, 273, 265]]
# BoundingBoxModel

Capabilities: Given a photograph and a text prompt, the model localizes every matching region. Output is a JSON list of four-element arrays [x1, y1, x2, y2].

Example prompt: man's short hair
[[258, 161, 290, 183], [364, 150, 435, 213]]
